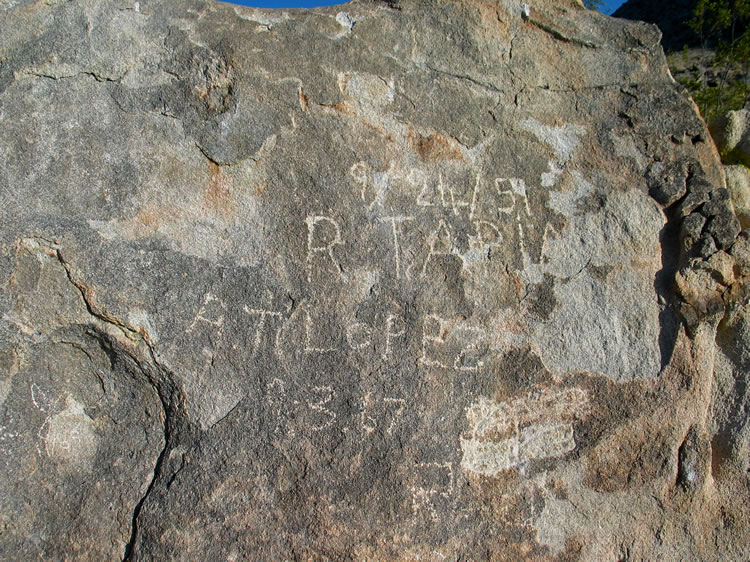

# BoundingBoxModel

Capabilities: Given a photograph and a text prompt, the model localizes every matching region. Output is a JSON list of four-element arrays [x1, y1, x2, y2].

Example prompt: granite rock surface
[[710, 109, 750, 167], [725, 164, 750, 229], [0, 0, 748, 559]]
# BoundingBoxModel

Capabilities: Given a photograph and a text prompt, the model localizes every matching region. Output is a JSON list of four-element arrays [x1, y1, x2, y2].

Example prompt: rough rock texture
[[725, 164, 750, 229], [710, 109, 750, 167], [1, 0, 749, 559]]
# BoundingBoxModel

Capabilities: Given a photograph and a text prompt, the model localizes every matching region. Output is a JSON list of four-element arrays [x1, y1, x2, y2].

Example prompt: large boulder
[[709, 109, 750, 166], [0, 0, 747, 559], [725, 164, 750, 229]]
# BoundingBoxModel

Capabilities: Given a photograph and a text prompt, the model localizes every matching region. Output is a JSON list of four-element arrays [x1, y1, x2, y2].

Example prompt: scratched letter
[[306, 215, 345, 282], [243, 306, 284, 356], [419, 314, 448, 368], [421, 220, 457, 278], [379, 216, 414, 280], [382, 314, 406, 360]]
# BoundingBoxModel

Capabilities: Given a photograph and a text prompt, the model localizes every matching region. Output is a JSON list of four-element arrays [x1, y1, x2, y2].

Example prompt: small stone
[[680, 212, 707, 246], [675, 266, 725, 318], [695, 233, 719, 257], [688, 172, 715, 195], [676, 189, 710, 218], [647, 160, 687, 206], [700, 250, 736, 286], [704, 208, 742, 250]]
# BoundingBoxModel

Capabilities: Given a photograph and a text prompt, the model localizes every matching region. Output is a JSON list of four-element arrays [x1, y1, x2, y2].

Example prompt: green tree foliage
[[689, 0, 731, 48], [684, 0, 749, 120], [583, 0, 603, 10]]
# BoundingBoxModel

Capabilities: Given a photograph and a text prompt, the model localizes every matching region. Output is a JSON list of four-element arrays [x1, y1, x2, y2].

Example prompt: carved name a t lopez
[[189, 293, 490, 373]]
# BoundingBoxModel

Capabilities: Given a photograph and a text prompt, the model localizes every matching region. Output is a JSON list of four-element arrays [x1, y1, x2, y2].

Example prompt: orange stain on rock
[[410, 131, 466, 162], [137, 210, 161, 228], [298, 88, 309, 112], [205, 161, 235, 215], [132, 207, 172, 234], [477, 1, 510, 35], [320, 102, 353, 115]]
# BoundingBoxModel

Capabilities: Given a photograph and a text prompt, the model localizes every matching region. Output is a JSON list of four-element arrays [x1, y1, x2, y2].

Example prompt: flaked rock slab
[[0, 0, 748, 559]]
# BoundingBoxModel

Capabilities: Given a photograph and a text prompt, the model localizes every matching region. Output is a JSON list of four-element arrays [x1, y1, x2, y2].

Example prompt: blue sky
[[601, 0, 626, 14], [226, 0, 627, 15]]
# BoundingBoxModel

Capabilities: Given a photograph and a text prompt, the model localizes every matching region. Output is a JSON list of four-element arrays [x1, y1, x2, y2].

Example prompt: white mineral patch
[[336, 11, 354, 30], [88, 205, 264, 268], [232, 8, 291, 27], [532, 265, 661, 381], [44, 396, 97, 469], [461, 391, 587, 477], [339, 72, 395, 110], [610, 132, 647, 172], [461, 436, 519, 476], [461, 245, 490, 266], [0, 378, 10, 409], [198, 387, 243, 430], [371, 171, 390, 208], [519, 118, 585, 164], [532, 464, 649, 559], [128, 309, 158, 343], [521, 423, 576, 460], [544, 173, 665, 272], [541, 161, 564, 187], [545, 171, 592, 219], [520, 118, 585, 189], [331, 11, 355, 39], [522, 169, 666, 380], [353, 268, 380, 298]]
